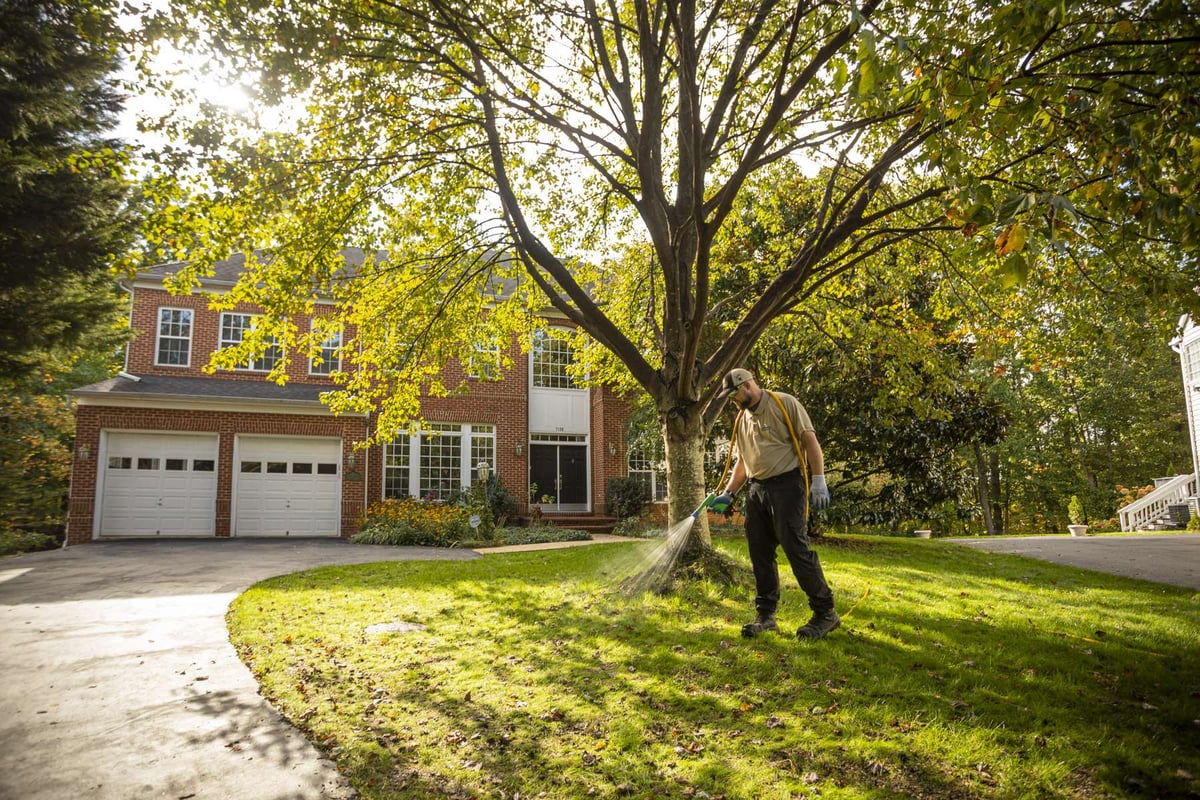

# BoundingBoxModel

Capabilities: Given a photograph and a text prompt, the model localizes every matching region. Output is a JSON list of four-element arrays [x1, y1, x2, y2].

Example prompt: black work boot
[[741, 613, 779, 638], [796, 609, 840, 640]]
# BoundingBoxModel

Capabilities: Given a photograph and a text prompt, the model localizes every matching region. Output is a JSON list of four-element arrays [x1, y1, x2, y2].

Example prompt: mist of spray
[[616, 513, 698, 595]]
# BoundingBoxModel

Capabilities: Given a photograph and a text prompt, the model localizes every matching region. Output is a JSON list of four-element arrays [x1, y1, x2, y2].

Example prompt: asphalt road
[[949, 532, 1200, 590], [0, 539, 478, 800]]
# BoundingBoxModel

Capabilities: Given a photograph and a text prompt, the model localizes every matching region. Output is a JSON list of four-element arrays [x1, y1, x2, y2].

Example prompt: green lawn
[[227, 536, 1200, 799]]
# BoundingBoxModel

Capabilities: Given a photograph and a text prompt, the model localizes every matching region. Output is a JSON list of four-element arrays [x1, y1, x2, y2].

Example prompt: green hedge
[[606, 477, 649, 519]]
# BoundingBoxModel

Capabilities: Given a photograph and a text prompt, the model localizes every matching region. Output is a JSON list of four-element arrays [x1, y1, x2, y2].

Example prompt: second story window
[[309, 327, 342, 376], [155, 308, 192, 367], [532, 328, 579, 389], [467, 342, 501, 380], [220, 312, 281, 372]]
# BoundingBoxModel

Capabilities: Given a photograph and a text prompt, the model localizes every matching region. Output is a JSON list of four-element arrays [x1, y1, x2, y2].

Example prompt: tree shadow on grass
[[237, 539, 1200, 799]]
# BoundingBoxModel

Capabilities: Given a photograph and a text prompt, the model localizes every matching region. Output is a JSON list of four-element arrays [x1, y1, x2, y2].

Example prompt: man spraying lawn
[[710, 369, 840, 640]]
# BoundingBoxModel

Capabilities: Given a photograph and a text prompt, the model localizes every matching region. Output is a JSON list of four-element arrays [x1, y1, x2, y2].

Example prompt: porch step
[[515, 514, 620, 534]]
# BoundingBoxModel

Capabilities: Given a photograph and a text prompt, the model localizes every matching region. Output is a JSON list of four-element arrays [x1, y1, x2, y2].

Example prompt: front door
[[529, 443, 588, 511]]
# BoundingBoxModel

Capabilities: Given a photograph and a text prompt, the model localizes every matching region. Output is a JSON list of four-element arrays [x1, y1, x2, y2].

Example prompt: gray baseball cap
[[715, 368, 754, 400]]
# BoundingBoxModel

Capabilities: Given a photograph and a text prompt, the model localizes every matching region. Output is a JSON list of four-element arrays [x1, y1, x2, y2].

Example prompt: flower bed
[[353, 498, 488, 547]]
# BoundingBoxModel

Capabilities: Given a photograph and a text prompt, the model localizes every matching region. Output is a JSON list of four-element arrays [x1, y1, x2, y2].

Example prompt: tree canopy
[[138, 0, 1200, 549]]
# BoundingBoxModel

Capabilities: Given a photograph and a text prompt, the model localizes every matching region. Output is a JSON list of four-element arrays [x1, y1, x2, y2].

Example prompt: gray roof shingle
[[70, 374, 343, 407]]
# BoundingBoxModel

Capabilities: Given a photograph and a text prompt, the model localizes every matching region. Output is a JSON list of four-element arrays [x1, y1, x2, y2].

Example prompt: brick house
[[65, 250, 645, 544]]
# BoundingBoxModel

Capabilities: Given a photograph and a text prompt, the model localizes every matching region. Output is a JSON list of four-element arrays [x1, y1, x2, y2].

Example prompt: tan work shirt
[[733, 391, 815, 480]]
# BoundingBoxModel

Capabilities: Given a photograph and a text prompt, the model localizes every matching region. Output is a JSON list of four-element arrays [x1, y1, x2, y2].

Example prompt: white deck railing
[[1118, 473, 1197, 531]]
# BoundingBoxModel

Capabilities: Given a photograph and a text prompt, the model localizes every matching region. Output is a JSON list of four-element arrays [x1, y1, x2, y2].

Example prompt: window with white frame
[[383, 435, 411, 498], [155, 308, 193, 366], [628, 444, 667, 502], [309, 325, 342, 375], [467, 342, 501, 380], [532, 328, 579, 389], [220, 313, 282, 371], [384, 423, 497, 500]]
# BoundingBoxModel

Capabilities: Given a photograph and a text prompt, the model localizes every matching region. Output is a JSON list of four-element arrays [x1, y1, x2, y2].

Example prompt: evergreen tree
[[0, 0, 134, 375]]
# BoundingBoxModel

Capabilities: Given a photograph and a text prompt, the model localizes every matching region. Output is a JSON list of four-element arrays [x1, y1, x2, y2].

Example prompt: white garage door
[[234, 436, 341, 536], [99, 432, 219, 536]]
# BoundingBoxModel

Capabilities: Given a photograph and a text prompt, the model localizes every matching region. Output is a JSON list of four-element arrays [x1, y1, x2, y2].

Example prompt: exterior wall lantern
[[514, 443, 524, 456]]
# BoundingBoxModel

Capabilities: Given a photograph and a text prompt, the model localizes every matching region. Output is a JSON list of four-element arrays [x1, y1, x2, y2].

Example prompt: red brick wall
[[126, 288, 348, 385], [591, 385, 633, 514], [68, 405, 368, 544], [364, 338, 536, 511]]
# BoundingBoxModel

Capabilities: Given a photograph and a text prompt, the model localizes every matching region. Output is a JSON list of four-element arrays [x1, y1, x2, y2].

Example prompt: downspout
[[119, 279, 134, 372]]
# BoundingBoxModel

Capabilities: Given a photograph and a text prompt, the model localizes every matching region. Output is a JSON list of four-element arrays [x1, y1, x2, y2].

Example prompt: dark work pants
[[744, 470, 835, 616]]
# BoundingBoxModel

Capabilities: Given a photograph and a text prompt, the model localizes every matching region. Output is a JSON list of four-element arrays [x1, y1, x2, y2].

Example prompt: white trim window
[[220, 312, 281, 371], [155, 307, 193, 367], [467, 342, 501, 380], [628, 444, 667, 502], [309, 325, 342, 376], [532, 328, 579, 389], [384, 423, 496, 501]]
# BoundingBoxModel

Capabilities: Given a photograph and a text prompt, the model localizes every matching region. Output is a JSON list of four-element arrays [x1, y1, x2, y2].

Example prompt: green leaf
[[999, 252, 1028, 288]]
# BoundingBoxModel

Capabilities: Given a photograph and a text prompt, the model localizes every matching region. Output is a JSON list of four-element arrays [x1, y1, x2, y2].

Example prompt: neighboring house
[[65, 249, 638, 544], [1119, 315, 1200, 531]]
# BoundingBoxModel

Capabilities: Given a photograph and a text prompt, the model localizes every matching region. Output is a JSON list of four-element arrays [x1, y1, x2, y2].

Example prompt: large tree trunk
[[661, 403, 712, 561]]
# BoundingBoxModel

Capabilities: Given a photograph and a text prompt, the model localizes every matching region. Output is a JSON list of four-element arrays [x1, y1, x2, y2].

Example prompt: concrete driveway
[[0, 539, 479, 800], [950, 533, 1200, 590]]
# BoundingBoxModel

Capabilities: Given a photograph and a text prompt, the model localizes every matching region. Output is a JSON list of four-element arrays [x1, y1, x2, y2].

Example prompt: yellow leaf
[[995, 223, 1027, 256]]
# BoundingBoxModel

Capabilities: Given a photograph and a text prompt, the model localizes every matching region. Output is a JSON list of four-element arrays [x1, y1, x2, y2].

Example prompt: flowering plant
[[354, 498, 475, 546]]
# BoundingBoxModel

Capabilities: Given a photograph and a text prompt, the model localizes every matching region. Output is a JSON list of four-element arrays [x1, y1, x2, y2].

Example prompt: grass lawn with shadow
[[227, 535, 1200, 799]]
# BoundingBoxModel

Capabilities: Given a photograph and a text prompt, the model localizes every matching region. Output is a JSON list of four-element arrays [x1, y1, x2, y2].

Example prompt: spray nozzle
[[692, 491, 734, 518], [691, 493, 716, 518]]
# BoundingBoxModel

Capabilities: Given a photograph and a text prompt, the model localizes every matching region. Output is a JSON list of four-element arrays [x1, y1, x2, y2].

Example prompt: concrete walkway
[[477, 532, 637, 554], [0, 540, 478, 800], [949, 532, 1200, 590]]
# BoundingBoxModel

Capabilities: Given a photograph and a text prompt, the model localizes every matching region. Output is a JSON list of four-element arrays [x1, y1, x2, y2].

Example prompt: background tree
[[0, 0, 136, 376], [0, 347, 123, 552], [971, 250, 1192, 532], [732, 169, 1190, 534], [0, 0, 135, 552], [139, 0, 1200, 566]]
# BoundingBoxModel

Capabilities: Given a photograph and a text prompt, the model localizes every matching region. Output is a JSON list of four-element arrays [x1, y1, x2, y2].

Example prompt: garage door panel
[[234, 437, 341, 537], [99, 433, 218, 537]]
